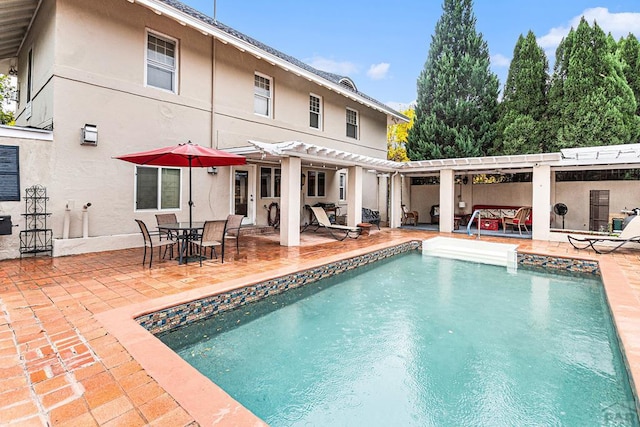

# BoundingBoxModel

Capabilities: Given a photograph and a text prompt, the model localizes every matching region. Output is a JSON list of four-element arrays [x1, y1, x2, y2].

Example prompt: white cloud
[[491, 53, 511, 67], [366, 62, 390, 80], [538, 8, 640, 52], [306, 55, 359, 75]]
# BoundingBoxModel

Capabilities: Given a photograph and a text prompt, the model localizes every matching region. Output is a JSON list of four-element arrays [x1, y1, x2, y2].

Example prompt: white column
[[439, 169, 455, 232], [280, 157, 301, 246], [389, 173, 402, 228], [532, 164, 551, 240], [347, 166, 363, 226]]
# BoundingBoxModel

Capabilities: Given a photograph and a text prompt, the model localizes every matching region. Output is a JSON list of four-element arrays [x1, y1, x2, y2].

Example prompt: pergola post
[[532, 164, 551, 240], [347, 166, 363, 226], [280, 157, 301, 246], [439, 169, 455, 232]]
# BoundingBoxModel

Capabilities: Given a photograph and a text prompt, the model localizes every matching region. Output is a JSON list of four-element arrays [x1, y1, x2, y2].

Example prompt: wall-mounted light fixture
[[207, 167, 218, 174], [462, 176, 469, 185], [81, 124, 98, 145], [301, 173, 306, 188], [8, 65, 18, 76]]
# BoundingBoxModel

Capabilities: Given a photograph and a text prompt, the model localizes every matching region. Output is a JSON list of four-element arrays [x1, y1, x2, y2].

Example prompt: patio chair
[[568, 215, 640, 254], [224, 214, 244, 254], [135, 219, 177, 268], [502, 207, 532, 234], [309, 206, 361, 241], [192, 220, 227, 266], [155, 213, 178, 242], [402, 205, 419, 226]]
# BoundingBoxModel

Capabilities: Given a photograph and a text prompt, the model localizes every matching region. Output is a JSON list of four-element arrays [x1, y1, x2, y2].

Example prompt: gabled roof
[[139, 0, 409, 123]]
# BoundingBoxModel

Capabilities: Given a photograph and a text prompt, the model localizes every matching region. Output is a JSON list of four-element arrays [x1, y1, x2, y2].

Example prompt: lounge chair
[[568, 215, 640, 254], [135, 219, 177, 268], [502, 207, 532, 234], [309, 206, 361, 241]]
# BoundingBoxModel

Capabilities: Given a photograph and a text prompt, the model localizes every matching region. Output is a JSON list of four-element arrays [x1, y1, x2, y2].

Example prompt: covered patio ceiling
[[0, 0, 40, 74]]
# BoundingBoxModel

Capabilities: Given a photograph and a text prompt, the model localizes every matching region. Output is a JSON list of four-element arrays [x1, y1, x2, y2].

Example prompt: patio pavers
[[1, 228, 639, 425]]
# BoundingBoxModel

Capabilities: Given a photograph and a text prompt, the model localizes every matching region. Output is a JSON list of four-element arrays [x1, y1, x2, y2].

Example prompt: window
[[0, 146, 20, 201], [260, 167, 281, 198], [346, 108, 358, 139], [146, 31, 177, 92], [26, 49, 33, 103], [135, 166, 181, 210], [339, 173, 346, 201], [309, 94, 322, 129], [307, 171, 326, 197], [254, 73, 272, 117]]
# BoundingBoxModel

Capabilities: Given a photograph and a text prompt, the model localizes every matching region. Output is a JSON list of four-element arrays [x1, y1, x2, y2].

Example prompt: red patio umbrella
[[115, 141, 246, 227]]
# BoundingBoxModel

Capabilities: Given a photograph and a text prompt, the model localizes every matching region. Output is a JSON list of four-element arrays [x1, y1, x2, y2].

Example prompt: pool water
[[160, 252, 639, 426]]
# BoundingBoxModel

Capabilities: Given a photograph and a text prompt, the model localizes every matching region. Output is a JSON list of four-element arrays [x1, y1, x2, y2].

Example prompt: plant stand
[[20, 185, 53, 257]]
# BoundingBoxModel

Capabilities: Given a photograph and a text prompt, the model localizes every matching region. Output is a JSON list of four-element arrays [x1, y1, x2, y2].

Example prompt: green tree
[[547, 18, 640, 150], [406, 0, 499, 160], [0, 75, 15, 125], [387, 108, 413, 162], [493, 31, 549, 155], [618, 33, 640, 116]]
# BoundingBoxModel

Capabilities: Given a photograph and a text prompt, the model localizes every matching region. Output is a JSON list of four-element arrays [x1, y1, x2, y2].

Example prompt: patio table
[[157, 221, 205, 264]]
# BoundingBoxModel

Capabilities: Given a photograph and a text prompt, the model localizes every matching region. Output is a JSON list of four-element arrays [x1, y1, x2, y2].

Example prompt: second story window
[[254, 73, 272, 117], [146, 31, 177, 92], [310, 94, 322, 129], [346, 108, 358, 139]]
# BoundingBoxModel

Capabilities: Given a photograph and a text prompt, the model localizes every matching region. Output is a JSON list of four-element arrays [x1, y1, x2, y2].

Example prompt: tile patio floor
[[1, 227, 639, 426]]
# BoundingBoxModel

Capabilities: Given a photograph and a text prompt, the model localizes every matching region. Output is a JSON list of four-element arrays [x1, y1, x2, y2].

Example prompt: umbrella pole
[[189, 157, 193, 229]]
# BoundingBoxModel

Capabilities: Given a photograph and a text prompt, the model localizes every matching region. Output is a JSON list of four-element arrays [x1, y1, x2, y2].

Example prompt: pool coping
[[96, 237, 640, 425]]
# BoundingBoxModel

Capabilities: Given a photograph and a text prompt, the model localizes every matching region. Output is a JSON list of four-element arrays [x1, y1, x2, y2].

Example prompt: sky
[[178, 0, 640, 111]]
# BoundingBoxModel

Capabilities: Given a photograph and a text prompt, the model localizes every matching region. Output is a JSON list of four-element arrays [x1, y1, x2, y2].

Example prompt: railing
[[467, 209, 482, 238]]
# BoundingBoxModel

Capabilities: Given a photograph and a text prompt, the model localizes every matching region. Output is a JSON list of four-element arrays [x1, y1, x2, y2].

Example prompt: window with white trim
[[307, 171, 326, 197], [146, 31, 177, 92], [254, 73, 272, 117], [346, 108, 358, 139], [309, 94, 322, 129], [339, 173, 346, 201], [260, 167, 281, 198], [135, 166, 181, 210]]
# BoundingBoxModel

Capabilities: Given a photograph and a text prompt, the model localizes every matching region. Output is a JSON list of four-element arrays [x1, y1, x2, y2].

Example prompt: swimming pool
[[159, 251, 639, 426]]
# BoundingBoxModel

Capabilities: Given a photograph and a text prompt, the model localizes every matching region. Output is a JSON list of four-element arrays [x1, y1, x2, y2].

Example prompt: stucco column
[[390, 173, 402, 228], [280, 157, 301, 246], [347, 166, 363, 226], [439, 169, 455, 232], [532, 164, 551, 240]]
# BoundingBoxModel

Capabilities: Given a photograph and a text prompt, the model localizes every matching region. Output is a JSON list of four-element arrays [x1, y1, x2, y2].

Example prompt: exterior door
[[233, 166, 255, 225]]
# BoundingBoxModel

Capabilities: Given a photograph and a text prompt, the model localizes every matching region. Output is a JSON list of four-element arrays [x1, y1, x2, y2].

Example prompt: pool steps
[[422, 236, 518, 269]]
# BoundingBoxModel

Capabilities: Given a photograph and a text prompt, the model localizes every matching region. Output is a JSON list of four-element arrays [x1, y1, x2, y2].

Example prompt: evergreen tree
[[618, 34, 640, 117], [547, 19, 639, 150], [406, 0, 499, 160], [493, 31, 549, 155]]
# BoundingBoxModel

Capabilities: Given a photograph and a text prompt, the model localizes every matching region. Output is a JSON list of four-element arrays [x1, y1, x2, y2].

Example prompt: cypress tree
[[547, 18, 639, 150], [618, 34, 640, 117], [406, 0, 499, 160], [494, 31, 549, 155]]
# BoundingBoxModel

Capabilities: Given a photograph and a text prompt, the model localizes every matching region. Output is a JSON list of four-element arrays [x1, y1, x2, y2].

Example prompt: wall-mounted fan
[[553, 203, 568, 229]]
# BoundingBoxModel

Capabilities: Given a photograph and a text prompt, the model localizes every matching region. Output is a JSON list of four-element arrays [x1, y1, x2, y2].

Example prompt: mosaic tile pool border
[[517, 253, 600, 276], [137, 241, 421, 335], [136, 242, 602, 336]]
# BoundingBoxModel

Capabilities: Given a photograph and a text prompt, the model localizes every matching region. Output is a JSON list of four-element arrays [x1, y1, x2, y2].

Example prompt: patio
[[1, 228, 639, 426]]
